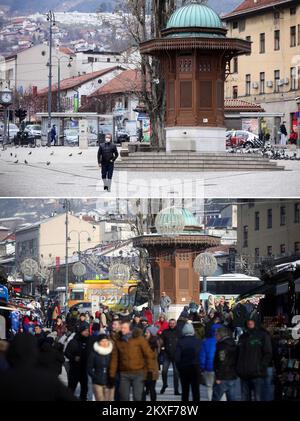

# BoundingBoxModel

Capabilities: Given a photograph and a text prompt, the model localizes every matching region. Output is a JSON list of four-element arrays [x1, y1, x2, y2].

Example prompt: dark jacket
[[87, 340, 113, 386], [65, 333, 89, 372], [237, 328, 272, 379], [97, 142, 119, 165], [175, 335, 202, 370], [214, 336, 237, 381], [161, 327, 179, 360], [0, 333, 76, 401], [38, 341, 65, 377]]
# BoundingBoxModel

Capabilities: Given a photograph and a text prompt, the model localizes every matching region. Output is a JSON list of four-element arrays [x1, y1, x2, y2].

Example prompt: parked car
[[226, 130, 263, 148], [116, 128, 130, 143], [64, 128, 79, 146], [0, 122, 19, 143], [14, 130, 35, 146], [24, 124, 41, 138]]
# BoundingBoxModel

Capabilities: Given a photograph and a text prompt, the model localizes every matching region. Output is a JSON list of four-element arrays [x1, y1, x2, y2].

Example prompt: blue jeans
[[241, 378, 263, 401], [212, 379, 237, 401], [261, 367, 274, 401]]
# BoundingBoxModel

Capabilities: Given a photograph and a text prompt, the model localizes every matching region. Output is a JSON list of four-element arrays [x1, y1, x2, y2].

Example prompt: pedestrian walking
[[87, 334, 115, 401], [65, 322, 90, 401], [237, 318, 272, 401], [97, 134, 119, 192], [109, 322, 156, 401], [212, 327, 238, 401], [154, 314, 169, 336], [50, 124, 57, 146], [160, 292, 171, 316], [199, 322, 222, 400], [53, 316, 66, 339], [143, 326, 160, 402], [280, 121, 287, 146], [160, 319, 180, 395], [175, 322, 201, 402]]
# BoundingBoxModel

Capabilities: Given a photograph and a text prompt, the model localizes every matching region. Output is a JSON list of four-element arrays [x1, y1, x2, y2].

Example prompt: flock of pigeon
[[0, 147, 84, 167], [227, 144, 300, 161]]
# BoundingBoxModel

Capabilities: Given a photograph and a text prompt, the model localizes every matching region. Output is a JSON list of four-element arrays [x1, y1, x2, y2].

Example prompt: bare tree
[[114, 0, 177, 150]]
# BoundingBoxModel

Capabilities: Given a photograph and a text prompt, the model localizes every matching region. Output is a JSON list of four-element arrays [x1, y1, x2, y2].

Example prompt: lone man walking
[[160, 291, 171, 316], [97, 134, 119, 192], [280, 121, 287, 146]]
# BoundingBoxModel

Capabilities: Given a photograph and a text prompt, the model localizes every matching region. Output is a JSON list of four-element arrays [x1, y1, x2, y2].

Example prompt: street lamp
[[67, 230, 92, 257], [46, 10, 56, 146], [52, 55, 73, 112], [296, 97, 300, 157]]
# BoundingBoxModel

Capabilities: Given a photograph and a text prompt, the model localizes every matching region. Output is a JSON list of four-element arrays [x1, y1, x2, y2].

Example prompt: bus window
[[70, 291, 84, 301]]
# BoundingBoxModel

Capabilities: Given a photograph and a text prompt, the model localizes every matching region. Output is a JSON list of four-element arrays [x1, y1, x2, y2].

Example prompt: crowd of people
[[0, 293, 281, 402]]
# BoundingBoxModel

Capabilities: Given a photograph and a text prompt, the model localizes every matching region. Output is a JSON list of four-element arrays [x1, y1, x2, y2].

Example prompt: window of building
[[295, 242, 300, 253], [232, 21, 238, 29], [274, 30, 280, 50], [280, 206, 286, 226], [274, 11, 280, 21], [291, 26, 296, 47], [243, 225, 248, 248], [107, 58, 111, 62], [267, 246, 273, 257], [255, 211, 260, 231], [280, 244, 286, 255], [88, 56, 94, 63], [290, 7, 296, 15], [239, 20, 246, 32], [291, 67, 297, 90], [260, 33, 265, 53], [233, 57, 238, 73], [245, 36, 251, 55], [274, 70, 280, 92], [298, 24, 300, 45], [255, 248, 260, 263], [233, 86, 238, 99], [246, 74, 251, 96], [260, 72, 265, 94], [267, 209, 273, 229], [294, 202, 300, 223]]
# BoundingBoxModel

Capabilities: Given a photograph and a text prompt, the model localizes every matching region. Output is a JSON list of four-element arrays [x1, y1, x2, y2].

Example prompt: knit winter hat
[[97, 334, 108, 342], [78, 322, 89, 333], [146, 326, 159, 337], [182, 322, 195, 337]]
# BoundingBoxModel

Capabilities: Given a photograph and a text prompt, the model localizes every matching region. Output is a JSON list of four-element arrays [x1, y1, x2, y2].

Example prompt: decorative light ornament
[[109, 263, 130, 287], [193, 252, 217, 277], [155, 207, 185, 235]]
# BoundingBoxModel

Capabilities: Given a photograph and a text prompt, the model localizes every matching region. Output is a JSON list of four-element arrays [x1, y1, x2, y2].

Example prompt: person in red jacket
[[289, 129, 298, 145], [154, 314, 169, 335], [143, 307, 153, 325]]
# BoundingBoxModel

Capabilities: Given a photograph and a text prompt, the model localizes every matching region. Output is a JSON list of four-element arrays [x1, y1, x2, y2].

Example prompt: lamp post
[[296, 97, 300, 157], [67, 230, 91, 258], [53, 56, 73, 112], [46, 10, 55, 146], [63, 199, 71, 310]]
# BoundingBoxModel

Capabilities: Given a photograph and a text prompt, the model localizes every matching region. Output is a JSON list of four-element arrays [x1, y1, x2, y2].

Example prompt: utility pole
[[46, 11, 55, 146], [63, 199, 71, 310]]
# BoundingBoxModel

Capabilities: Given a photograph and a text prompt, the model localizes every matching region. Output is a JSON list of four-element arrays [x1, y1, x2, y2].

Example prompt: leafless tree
[[114, 0, 177, 150]]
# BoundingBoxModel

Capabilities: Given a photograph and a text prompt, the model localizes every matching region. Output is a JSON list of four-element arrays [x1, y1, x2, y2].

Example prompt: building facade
[[223, 0, 300, 137], [237, 199, 300, 271]]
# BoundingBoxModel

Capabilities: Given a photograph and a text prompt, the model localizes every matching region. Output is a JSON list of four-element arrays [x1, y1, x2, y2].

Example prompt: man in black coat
[[0, 334, 76, 401], [160, 319, 180, 395], [237, 318, 272, 401], [97, 134, 119, 192], [65, 322, 90, 400], [212, 326, 238, 401]]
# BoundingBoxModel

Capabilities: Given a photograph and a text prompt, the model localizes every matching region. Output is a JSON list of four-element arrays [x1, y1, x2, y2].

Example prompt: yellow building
[[223, 0, 300, 138], [237, 199, 300, 270]]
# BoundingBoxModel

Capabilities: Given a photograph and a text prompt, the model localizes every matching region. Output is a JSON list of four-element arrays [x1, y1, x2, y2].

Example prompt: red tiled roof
[[223, 0, 293, 18], [38, 67, 121, 95], [225, 98, 264, 112], [90, 69, 143, 97], [59, 46, 75, 56]]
